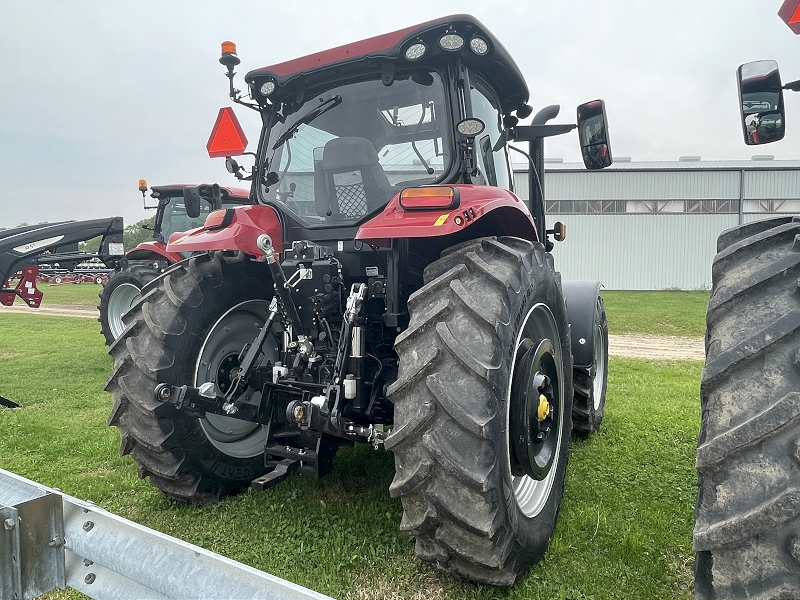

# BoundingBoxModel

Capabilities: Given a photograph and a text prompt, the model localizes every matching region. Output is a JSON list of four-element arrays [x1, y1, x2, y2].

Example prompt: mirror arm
[[784, 79, 800, 92], [224, 65, 262, 112], [510, 123, 577, 142]]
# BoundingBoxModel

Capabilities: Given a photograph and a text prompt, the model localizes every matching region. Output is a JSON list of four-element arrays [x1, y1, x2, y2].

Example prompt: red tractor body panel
[[251, 19, 435, 78], [356, 185, 538, 245], [125, 241, 183, 264], [166, 205, 283, 260]]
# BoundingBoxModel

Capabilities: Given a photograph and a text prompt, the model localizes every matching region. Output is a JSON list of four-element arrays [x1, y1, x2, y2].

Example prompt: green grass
[[38, 280, 103, 306], [0, 313, 701, 599], [32, 285, 709, 338], [601, 291, 709, 337]]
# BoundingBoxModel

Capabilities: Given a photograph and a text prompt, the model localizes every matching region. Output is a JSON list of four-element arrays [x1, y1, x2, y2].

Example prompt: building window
[[547, 199, 741, 214], [685, 200, 738, 214]]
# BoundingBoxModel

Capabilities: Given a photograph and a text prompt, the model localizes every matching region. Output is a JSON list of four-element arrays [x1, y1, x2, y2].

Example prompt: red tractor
[[694, 58, 800, 597], [98, 182, 250, 344], [105, 15, 612, 585]]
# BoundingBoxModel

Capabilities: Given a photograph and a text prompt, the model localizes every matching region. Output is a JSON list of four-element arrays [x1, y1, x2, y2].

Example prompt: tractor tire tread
[[106, 251, 271, 503], [388, 236, 571, 585], [695, 218, 800, 598]]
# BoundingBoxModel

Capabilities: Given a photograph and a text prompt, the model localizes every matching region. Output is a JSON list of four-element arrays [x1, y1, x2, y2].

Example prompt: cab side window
[[469, 76, 512, 190]]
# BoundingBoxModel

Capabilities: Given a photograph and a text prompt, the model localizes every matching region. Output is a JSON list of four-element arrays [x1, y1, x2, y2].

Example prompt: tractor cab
[[138, 182, 252, 245], [211, 15, 611, 239]]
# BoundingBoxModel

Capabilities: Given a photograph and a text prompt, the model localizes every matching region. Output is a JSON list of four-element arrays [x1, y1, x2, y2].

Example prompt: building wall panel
[[547, 214, 738, 290], [544, 171, 741, 201], [743, 170, 800, 200], [508, 165, 799, 289]]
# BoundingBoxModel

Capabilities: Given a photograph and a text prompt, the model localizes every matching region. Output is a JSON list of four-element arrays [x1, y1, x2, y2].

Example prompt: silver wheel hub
[[107, 282, 142, 339], [508, 303, 564, 518], [196, 300, 278, 459]]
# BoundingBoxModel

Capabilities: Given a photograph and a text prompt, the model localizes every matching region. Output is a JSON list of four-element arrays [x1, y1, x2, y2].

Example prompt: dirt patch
[[0, 304, 97, 319], [610, 334, 704, 361]]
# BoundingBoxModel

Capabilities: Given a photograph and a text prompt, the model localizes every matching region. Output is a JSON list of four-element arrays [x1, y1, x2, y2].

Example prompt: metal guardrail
[[0, 468, 333, 600]]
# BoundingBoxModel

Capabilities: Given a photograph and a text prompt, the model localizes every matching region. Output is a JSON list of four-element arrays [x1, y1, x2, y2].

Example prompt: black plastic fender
[[562, 280, 602, 368]]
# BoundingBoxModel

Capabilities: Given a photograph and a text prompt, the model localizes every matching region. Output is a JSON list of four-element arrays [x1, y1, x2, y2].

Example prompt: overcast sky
[[2, 0, 800, 229]]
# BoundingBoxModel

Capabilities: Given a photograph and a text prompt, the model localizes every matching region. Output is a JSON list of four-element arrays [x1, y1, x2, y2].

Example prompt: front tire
[[694, 217, 800, 598], [105, 251, 275, 502], [387, 237, 572, 585], [98, 266, 160, 346]]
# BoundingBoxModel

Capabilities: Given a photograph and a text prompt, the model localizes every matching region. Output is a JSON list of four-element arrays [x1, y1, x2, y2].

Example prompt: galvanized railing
[[0, 468, 333, 600]]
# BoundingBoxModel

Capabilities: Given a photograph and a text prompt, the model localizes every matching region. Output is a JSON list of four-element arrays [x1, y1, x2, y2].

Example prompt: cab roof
[[244, 14, 529, 115]]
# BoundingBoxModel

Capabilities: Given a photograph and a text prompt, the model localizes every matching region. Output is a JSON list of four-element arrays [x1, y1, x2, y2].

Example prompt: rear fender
[[562, 280, 602, 369], [355, 184, 538, 245], [167, 205, 283, 259], [126, 242, 182, 264]]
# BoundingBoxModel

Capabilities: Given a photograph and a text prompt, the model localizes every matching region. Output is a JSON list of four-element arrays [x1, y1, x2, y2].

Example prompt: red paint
[[779, 0, 800, 33], [166, 205, 283, 260], [356, 185, 537, 245], [1, 266, 43, 308], [248, 14, 475, 79], [207, 107, 249, 158], [125, 241, 183, 264]]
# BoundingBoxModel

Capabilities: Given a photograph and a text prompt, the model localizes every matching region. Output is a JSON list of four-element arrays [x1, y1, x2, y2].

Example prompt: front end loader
[[1, 217, 124, 310]]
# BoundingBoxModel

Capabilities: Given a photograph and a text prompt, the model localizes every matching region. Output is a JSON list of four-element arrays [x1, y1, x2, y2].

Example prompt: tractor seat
[[315, 137, 394, 220]]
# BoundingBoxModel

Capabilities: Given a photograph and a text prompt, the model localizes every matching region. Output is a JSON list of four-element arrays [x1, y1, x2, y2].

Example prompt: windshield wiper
[[272, 95, 343, 150]]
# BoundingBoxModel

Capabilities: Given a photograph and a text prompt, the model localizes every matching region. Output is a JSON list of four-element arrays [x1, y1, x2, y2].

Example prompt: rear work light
[[399, 187, 460, 211], [204, 208, 235, 230]]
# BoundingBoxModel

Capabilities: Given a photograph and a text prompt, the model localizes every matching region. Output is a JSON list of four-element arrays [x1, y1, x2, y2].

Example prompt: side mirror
[[183, 187, 202, 219], [737, 60, 785, 145], [577, 100, 613, 170]]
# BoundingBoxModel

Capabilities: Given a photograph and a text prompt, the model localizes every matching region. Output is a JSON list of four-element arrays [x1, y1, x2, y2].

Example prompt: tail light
[[399, 187, 460, 211]]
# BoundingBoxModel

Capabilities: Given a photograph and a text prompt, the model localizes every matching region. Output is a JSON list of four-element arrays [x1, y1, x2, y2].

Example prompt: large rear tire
[[387, 237, 573, 585], [98, 266, 160, 346], [105, 251, 276, 502], [694, 217, 800, 598]]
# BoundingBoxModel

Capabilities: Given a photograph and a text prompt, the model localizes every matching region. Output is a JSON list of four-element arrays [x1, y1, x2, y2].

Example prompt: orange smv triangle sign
[[779, 0, 800, 33], [207, 107, 248, 158]]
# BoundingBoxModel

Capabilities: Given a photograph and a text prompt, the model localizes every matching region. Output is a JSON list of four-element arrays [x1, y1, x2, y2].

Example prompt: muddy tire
[[694, 217, 800, 598], [387, 237, 572, 585], [105, 251, 276, 502], [98, 266, 160, 346], [571, 296, 608, 436]]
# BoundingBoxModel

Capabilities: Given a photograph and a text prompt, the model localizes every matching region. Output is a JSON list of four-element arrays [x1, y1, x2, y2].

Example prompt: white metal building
[[512, 158, 800, 290]]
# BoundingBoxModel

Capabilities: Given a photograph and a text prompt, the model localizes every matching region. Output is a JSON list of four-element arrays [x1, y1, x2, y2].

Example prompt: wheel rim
[[196, 300, 277, 459], [108, 283, 142, 339], [508, 303, 564, 518], [592, 320, 607, 411]]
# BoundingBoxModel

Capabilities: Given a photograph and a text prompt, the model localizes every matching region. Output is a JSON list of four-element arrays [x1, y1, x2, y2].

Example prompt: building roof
[[519, 158, 800, 172]]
